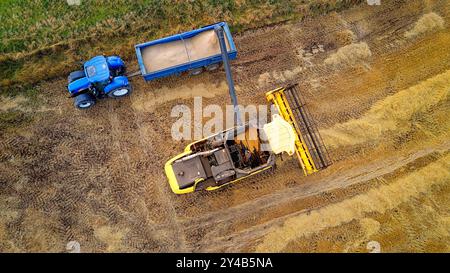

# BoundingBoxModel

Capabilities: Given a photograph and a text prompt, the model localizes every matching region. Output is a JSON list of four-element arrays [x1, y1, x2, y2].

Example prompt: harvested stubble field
[[0, 0, 449, 252]]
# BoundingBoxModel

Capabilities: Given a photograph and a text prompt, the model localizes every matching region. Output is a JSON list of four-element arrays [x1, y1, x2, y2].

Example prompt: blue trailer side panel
[[135, 22, 237, 81], [135, 47, 145, 77]]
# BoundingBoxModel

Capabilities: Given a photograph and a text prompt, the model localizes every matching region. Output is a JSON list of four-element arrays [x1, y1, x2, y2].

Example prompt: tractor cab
[[67, 55, 131, 109], [85, 56, 111, 86]]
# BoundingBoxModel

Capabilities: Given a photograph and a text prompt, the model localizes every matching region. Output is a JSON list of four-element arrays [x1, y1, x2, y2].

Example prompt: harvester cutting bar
[[266, 84, 331, 175]]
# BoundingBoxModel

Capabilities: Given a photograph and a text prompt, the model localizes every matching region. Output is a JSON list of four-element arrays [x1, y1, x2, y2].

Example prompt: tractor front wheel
[[108, 86, 132, 98], [74, 93, 96, 109]]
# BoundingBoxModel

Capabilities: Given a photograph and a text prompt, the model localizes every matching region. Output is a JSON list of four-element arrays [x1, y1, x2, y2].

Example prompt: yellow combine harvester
[[165, 24, 329, 194], [164, 84, 331, 194]]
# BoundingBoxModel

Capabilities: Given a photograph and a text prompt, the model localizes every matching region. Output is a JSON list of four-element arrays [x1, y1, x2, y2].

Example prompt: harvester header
[[266, 84, 332, 175]]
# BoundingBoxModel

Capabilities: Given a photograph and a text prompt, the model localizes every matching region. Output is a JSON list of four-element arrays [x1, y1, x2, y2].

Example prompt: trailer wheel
[[108, 86, 132, 98], [205, 63, 220, 71], [189, 67, 203, 76], [74, 93, 95, 109]]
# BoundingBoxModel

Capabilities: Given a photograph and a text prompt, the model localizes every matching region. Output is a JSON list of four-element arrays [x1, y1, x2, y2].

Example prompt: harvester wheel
[[68, 70, 86, 84], [108, 86, 132, 98], [74, 93, 95, 109]]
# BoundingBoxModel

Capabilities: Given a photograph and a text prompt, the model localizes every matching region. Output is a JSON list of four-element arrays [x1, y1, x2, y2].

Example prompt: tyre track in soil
[[2, 0, 449, 252], [131, 0, 450, 251], [149, 10, 386, 222], [164, 0, 450, 216], [129, 99, 188, 252], [243, 1, 448, 129], [106, 100, 189, 251], [181, 141, 450, 251]]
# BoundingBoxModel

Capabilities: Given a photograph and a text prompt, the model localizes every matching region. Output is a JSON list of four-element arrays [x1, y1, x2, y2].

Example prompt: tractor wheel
[[189, 67, 203, 76], [108, 86, 132, 98], [68, 70, 86, 84], [205, 63, 220, 71], [74, 93, 95, 109]]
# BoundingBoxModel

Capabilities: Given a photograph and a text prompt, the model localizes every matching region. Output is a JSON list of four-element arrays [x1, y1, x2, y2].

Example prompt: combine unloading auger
[[266, 84, 332, 175]]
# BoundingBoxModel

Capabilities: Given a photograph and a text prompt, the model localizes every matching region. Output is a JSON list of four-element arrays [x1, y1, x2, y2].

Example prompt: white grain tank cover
[[263, 114, 296, 156]]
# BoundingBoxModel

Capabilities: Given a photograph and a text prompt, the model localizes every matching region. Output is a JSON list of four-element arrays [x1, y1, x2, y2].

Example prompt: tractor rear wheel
[[108, 86, 132, 98], [74, 93, 95, 109], [68, 70, 86, 84]]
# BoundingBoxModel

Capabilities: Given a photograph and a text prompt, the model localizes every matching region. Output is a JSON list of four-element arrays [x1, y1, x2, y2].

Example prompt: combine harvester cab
[[265, 84, 332, 175]]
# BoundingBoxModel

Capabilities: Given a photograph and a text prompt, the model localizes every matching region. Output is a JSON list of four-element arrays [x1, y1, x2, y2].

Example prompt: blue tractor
[[66, 22, 237, 109], [67, 55, 132, 109]]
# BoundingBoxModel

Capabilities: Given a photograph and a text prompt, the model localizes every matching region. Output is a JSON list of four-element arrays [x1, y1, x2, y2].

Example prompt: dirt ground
[[1, 0, 449, 252]]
